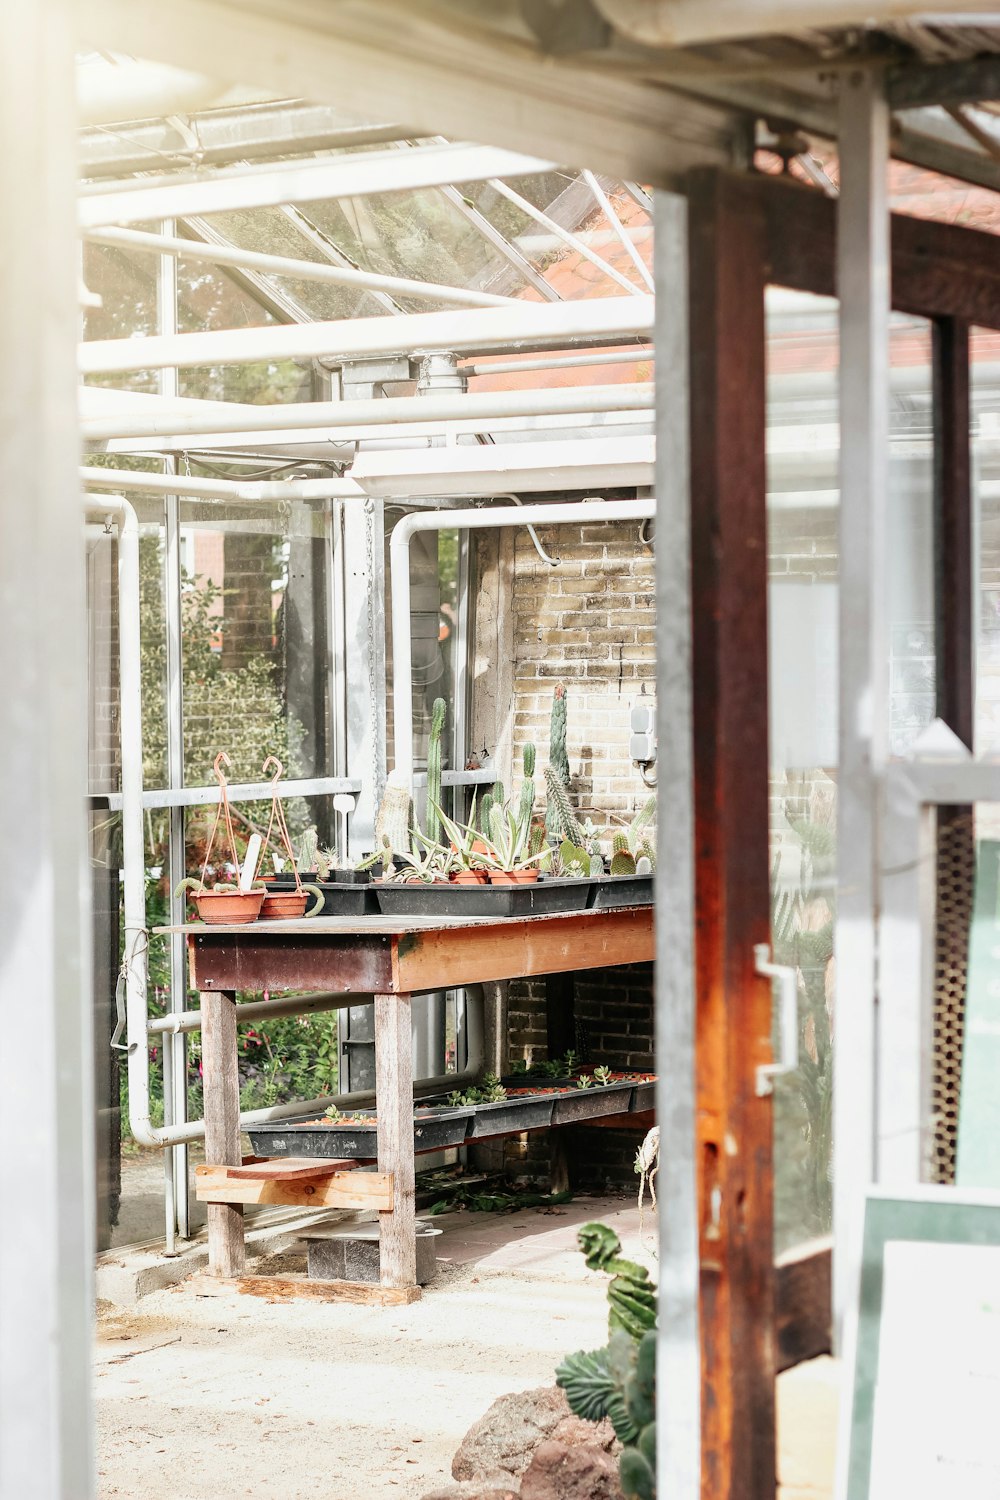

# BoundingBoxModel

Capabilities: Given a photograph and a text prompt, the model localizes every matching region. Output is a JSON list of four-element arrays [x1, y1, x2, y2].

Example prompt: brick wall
[[472, 514, 657, 1187]]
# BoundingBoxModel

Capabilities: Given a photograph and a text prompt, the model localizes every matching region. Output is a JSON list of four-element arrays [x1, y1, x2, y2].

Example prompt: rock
[[452, 1386, 571, 1484], [550, 1414, 618, 1453], [519, 1439, 625, 1500], [420, 1486, 518, 1500]]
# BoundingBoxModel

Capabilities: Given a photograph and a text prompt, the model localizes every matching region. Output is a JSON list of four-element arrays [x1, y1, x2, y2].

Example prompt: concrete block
[[303, 1220, 439, 1285]]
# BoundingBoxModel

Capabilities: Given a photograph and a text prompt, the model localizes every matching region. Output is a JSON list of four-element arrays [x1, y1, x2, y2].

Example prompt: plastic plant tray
[[263, 878, 378, 917], [246, 1104, 473, 1160], [421, 1090, 556, 1138], [373, 876, 592, 919], [548, 1079, 635, 1124], [589, 875, 654, 910]]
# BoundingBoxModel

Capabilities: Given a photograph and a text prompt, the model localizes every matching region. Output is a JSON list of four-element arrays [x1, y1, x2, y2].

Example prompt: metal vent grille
[[930, 808, 975, 1184]]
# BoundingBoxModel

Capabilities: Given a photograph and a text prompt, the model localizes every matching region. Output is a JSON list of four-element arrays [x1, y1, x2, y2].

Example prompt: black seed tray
[[549, 1079, 634, 1125], [263, 878, 378, 916], [421, 1090, 556, 1138], [374, 876, 592, 919], [631, 1080, 656, 1111], [589, 875, 654, 909], [247, 1104, 473, 1160]]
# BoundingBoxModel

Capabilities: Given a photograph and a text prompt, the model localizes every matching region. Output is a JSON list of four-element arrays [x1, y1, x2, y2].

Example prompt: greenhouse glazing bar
[[79, 295, 655, 375], [79, 141, 556, 228]]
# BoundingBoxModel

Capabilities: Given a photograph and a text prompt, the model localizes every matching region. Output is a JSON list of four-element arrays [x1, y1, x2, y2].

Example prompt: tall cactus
[[517, 740, 537, 834], [375, 770, 412, 857], [545, 684, 570, 836], [544, 764, 585, 847], [424, 697, 446, 844]]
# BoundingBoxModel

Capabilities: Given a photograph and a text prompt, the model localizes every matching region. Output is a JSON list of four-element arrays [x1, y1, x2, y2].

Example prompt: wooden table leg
[[201, 989, 245, 1277], [375, 991, 416, 1289]]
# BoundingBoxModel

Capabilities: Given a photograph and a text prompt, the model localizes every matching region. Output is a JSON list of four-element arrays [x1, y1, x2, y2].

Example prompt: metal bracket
[[754, 942, 799, 1097]]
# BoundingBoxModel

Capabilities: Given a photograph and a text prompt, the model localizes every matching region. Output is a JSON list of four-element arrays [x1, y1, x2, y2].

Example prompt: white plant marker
[[239, 833, 262, 892]]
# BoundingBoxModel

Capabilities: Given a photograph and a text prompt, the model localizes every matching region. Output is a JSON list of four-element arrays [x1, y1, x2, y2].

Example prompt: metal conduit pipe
[[391, 496, 656, 788], [81, 466, 361, 502], [463, 348, 653, 377], [82, 494, 158, 1149], [80, 382, 654, 444], [148, 989, 366, 1036]]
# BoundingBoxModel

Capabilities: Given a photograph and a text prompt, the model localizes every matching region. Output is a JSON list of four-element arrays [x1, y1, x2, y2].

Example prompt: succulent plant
[[545, 684, 570, 836], [545, 765, 585, 847], [374, 771, 413, 858], [610, 849, 638, 877]]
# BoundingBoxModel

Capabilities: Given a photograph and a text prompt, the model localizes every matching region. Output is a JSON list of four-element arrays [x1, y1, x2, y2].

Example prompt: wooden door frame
[[687, 165, 990, 1498]]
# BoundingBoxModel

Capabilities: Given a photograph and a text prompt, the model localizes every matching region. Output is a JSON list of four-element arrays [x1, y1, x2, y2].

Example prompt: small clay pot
[[487, 868, 539, 886], [452, 870, 487, 886], [193, 889, 265, 925], [260, 890, 310, 920]]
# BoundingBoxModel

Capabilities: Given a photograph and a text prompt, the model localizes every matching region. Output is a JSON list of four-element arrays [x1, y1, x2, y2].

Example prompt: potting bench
[[168, 906, 654, 1302]]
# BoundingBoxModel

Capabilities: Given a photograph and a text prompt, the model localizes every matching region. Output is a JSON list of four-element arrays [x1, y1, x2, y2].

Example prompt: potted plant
[[432, 794, 489, 885], [174, 875, 266, 925], [475, 805, 548, 884]]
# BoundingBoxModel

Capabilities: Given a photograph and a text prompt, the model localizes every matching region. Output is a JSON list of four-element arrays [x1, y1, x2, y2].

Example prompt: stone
[[452, 1386, 571, 1484], [519, 1439, 625, 1500], [550, 1414, 618, 1453]]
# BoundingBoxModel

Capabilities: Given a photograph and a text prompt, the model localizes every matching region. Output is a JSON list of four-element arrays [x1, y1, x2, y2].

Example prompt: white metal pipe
[[390, 497, 655, 788], [79, 294, 655, 375], [82, 382, 654, 443], [79, 141, 556, 230], [464, 348, 653, 376], [80, 465, 362, 501], [87, 225, 520, 310], [84, 495, 160, 1150]]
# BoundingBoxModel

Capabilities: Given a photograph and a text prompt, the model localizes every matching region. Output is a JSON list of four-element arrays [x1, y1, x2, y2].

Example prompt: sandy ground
[[95, 1195, 838, 1500]]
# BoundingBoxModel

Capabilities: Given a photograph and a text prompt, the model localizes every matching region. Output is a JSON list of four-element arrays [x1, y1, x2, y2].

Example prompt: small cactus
[[638, 839, 656, 872], [522, 741, 536, 779], [529, 823, 547, 858], [589, 852, 605, 877], [610, 850, 637, 877], [560, 839, 589, 877], [635, 855, 652, 877], [612, 831, 630, 856]]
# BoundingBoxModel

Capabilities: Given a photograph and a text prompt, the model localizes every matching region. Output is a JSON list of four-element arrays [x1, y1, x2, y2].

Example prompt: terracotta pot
[[192, 889, 264, 925], [510, 868, 540, 884], [452, 870, 487, 885], [260, 890, 310, 920]]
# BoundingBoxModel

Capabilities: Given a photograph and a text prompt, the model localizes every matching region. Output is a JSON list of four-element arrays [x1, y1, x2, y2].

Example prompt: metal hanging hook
[[262, 754, 284, 784]]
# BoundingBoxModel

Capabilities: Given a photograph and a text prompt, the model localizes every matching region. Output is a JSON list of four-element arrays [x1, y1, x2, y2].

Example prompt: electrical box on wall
[[630, 697, 656, 764]]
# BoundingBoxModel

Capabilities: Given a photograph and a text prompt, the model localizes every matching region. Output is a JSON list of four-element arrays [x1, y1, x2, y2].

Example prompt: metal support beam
[[654, 188, 700, 1500], [0, 3, 93, 1495], [834, 67, 890, 1336]]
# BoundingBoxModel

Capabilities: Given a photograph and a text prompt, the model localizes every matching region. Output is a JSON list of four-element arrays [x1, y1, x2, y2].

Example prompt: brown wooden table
[[167, 906, 655, 1300]]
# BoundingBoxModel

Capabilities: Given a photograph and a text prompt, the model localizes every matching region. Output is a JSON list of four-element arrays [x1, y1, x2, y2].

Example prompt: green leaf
[[555, 1347, 618, 1425]]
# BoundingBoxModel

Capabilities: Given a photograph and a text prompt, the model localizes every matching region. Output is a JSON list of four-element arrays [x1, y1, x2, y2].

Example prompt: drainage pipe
[[81, 382, 654, 445], [390, 496, 656, 789], [463, 348, 653, 377]]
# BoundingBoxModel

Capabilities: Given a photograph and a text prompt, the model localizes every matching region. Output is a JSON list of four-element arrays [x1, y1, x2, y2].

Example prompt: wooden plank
[[394, 907, 654, 993], [224, 1156, 358, 1181], [194, 1167, 393, 1211], [188, 930, 394, 994], [564, 1109, 656, 1132], [236, 1276, 421, 1306], [740, 170, 1000, 331], [375, 992, 417, 1289], [201, 990, 245, 1277], [688, 169, 775, 1500], [775, 1242, 832, 1374]]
